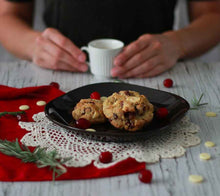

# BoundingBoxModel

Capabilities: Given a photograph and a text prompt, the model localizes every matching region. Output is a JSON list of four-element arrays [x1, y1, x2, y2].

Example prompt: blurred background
[[0, 0, 220, 62]]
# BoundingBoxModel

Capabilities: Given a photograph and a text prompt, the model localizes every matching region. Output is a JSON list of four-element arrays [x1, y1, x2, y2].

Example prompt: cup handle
[[81, 46, 90, 66], [81, 46, 89, 54]]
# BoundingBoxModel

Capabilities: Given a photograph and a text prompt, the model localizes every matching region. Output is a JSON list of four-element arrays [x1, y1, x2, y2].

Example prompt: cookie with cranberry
[[103, 90, 154, 131], [72, 99, 106, 124]]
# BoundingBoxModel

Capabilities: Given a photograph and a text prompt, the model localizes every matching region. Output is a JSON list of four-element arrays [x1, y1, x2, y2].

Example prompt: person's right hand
[[32, 28, 88, 72]]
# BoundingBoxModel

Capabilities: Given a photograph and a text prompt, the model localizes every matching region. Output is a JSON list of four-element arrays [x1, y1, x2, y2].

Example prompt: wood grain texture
[[0, 61, 220, 196]]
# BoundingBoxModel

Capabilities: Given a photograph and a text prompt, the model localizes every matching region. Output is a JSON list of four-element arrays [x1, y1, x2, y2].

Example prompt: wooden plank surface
[[0, 60, 219, 196]]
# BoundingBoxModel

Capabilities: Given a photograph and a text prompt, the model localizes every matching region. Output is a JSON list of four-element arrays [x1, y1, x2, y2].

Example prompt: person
[[0, 0, 220, 78]]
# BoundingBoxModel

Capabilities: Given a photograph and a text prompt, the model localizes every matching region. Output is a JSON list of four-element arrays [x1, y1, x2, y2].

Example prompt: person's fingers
[[35, 36, 88, 72], [111, 41, 161, 77], [33, 50, 50, 69], [117, 56, 161, 78], [114, 34, 153, 66], [42, 28, 86, 62], [137, 65, 169, 78], [33, 48, 84, 72]]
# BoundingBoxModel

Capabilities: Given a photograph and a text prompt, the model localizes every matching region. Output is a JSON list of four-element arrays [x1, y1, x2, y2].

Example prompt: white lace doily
[[19, 112, 200, 168]]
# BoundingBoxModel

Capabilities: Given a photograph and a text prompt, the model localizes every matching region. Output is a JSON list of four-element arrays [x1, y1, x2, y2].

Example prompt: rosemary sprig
[[0, 139, 71, 180], [190, 93, 208, 110], [0, 111, 25, 117], [113, 79, 125, 83]]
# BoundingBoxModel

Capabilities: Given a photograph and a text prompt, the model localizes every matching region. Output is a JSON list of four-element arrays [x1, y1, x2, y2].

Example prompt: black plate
[[45, 82, 190, 142]]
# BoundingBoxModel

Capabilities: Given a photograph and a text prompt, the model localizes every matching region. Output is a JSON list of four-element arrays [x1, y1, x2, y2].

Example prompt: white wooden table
[[0, 60, 219, 196]]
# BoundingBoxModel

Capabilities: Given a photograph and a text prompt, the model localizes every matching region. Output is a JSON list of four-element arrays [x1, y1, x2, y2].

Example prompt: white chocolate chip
[[36, 100, 46, 106], [206, 112, 217, 117], [205, 141, 215, 148], [86, 128, 96, 132], [199, 153, 211, 160], [92, 111, 99, 118], [188, 175, 203, 183], [126, 97, 140, 103], [19, 105, 30, 111], [100, 96, 107, 101]]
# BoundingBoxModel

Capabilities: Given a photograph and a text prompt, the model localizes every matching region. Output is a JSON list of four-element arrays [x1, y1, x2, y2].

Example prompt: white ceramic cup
[[81, 39, 124, 78]]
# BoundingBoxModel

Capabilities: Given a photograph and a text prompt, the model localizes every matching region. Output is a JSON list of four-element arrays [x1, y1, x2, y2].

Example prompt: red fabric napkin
[[0, 85, 145, 181]]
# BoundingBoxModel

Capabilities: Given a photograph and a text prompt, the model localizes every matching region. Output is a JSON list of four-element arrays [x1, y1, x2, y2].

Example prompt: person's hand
[[111, 33, 182, 78], [32, 28, 88, 72]]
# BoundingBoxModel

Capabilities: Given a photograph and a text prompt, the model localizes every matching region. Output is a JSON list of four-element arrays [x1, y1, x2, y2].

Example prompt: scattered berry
[[138, 169, 153, 183], [156, 107, 168, 119], [163, 78, 173, 88], [90, 91, 101, 100], [49, 82, 60, 89], [99, 151, 113, 163], [75, 118, 91, 129]]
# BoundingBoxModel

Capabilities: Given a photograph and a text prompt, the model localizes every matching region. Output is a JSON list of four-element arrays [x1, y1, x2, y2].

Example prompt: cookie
[[103, 90, 154, 131], [72, 98, 106, 124]]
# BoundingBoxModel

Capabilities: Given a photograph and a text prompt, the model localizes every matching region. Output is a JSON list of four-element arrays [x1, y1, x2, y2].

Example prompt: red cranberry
[[156, 107, 168, 119], [138, 169, 153, 183], [99, 151, 113, 163], [163, 78, 173, 88], [75, 118, 91, 129], [90, 92, 101, 100], [16, 113, 28, 122], [49, 82, 60, 89]]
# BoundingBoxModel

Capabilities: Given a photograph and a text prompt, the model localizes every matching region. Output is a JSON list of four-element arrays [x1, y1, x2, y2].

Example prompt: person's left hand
[[111, 33, 182, 78]]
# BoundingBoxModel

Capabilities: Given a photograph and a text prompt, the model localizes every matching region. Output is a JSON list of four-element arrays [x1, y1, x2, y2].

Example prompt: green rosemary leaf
[[198, 103, 208, 106], [113, 79, 125, 83], [0, 111, 25, 117], [0, 112, 7, 117], [22, 144, 31, 153], [0, 139, 70, 180], [15, 139, 22, 151], [191, 93, 208, 109], [61, 157, 73, 163]]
